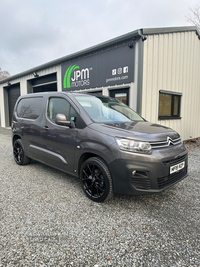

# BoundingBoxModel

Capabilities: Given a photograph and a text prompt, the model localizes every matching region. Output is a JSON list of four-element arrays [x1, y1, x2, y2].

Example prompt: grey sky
[[1, 0, 199, 76]]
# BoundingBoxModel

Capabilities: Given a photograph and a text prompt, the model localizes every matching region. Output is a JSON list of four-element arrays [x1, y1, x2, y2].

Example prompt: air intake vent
[[131, 171, 151, 190], [162, 154, 187, 166], [157, 167, 187, 189]]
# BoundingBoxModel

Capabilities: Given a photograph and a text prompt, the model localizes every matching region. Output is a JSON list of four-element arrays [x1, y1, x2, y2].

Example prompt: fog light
[[132, 170, 136, 176]]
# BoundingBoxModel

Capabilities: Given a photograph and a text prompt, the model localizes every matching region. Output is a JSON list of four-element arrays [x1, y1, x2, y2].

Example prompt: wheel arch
[[79, 154, 113, 202], [78, 152, 109, 177], [13, 134, 21, 147]]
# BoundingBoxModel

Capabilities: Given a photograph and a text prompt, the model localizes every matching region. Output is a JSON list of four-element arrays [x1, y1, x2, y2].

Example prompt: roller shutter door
[[31, 73, 57, 93], [8, 84, 20, 125]]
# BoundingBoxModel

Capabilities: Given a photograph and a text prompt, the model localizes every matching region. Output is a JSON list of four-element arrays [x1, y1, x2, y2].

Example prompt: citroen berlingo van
[[12, 92, 188, 202]]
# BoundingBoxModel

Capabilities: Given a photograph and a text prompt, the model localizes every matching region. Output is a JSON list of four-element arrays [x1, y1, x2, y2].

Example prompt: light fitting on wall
[[7, 82, 11, 86], [142, 36, 147, 42], [128, 37, 136, 49], [128, 42, 134, 49], [33, 71, 39, 78]]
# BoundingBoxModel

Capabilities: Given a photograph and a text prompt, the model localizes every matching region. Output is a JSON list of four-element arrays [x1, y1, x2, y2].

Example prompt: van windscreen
[[75, 95, 144, 123]]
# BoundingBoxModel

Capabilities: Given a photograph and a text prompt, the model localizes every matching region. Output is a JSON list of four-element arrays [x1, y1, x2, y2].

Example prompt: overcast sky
[[1, 0, 199, 76]]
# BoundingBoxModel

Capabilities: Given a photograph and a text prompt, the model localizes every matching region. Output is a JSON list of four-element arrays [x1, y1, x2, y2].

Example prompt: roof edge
[[0, 29, 140, 84], [1, 26, 200, 85], [141, 26, 200, 37]]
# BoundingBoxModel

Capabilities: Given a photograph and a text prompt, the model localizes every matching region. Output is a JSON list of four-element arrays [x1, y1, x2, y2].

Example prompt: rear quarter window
[[17, 97, 43, 119]]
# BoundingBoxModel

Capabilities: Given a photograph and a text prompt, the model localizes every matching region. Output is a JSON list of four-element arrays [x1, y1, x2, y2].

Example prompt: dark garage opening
[[30, 73, 57, 93], [7, 83, 20, 126], [33, 82, 57, 93]]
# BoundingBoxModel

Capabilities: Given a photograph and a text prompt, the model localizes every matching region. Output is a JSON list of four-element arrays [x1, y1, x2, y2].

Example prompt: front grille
[[163, 154, 187, 166], [150, 137, 182, 149], [131, 171, 151, 190], [157, 167, 187, 189]]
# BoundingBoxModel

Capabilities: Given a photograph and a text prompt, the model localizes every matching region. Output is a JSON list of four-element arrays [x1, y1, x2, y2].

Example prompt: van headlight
[[115, 138, 152, 154]]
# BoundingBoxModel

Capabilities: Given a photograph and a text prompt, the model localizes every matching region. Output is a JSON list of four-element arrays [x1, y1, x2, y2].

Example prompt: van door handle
[[43, 126, 49, 130]]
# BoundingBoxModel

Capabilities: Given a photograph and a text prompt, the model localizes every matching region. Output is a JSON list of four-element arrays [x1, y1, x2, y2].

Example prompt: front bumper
[[108, 145, 188, 195]]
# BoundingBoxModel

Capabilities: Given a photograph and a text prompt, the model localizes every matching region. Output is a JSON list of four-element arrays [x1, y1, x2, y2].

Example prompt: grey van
[[12, 92, 188, 202]]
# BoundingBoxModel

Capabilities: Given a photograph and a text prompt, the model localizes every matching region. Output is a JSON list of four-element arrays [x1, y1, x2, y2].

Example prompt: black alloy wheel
[[80, 157, 113, 202], [13, 139, 30, 165]]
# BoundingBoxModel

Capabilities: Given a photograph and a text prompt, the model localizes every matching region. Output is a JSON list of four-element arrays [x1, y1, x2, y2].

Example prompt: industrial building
[[0, 26, 200, 140]]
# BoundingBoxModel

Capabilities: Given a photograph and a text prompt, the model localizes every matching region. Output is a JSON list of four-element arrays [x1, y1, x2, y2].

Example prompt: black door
[[8, 84, 20, 125], [109, 88, 129, 105]]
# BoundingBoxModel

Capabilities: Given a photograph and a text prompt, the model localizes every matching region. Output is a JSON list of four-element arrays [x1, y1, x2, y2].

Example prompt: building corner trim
[[136, 30, 145, 115]]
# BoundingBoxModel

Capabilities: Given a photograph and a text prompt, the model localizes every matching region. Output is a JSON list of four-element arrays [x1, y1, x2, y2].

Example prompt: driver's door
[[42, 97, 77, 174]]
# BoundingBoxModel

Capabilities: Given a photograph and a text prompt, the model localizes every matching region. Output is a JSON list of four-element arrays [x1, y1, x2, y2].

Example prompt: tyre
[[80, 157, 113, 202], [13, 139, 30, 165]]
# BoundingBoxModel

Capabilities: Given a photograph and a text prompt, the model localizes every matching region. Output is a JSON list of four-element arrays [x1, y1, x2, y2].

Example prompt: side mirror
[[55, 114, 73, 127]]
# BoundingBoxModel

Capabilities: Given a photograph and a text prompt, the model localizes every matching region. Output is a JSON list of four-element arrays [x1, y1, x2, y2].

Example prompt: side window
[[17, 97, 43, 119], [47, 97, 79, 127], [47, 98, 70, 123]]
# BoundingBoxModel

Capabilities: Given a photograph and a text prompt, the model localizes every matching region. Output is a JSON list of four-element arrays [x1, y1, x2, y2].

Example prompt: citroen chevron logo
[[63, 65, 79, 89], [167, 137, 174, 146]]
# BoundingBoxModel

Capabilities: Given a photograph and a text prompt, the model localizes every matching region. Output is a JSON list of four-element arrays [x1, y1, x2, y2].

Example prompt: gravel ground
[[0, 127, 199, 267]]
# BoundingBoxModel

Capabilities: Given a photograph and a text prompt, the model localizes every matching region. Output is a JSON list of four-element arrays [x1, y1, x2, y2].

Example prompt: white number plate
[[170, 161, 185, 174]]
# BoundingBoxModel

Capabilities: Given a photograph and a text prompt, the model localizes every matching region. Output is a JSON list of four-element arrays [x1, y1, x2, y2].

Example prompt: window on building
[[109, 88, 129, 105], [158, 91, 182, 120]]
